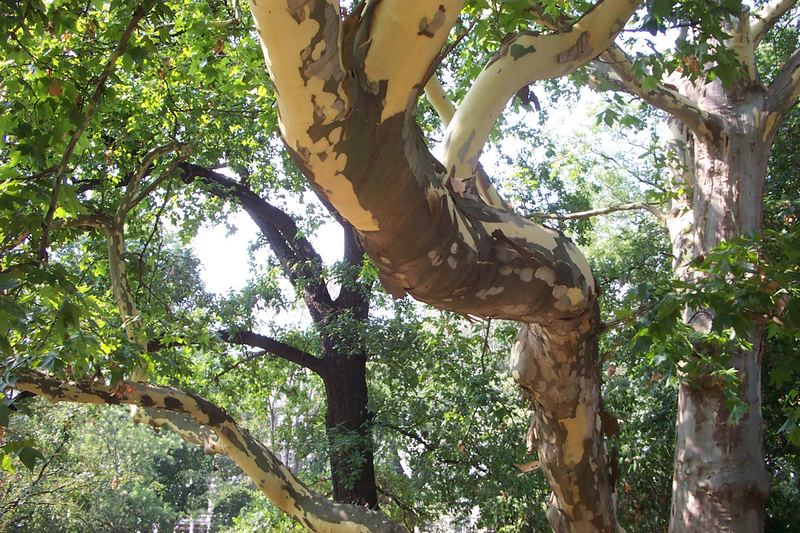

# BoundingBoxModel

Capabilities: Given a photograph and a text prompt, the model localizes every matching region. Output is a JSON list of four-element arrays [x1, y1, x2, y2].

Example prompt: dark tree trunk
[[321, 352, 378, 508]]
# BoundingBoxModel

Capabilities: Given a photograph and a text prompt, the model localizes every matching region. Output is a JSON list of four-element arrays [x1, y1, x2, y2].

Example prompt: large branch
[[443, 0, 639, 182], [13, 370, 406, 532], [596, 46, 719, 142], [180, 163, 334, 321], [425, 77, 508, 210], [765, 47, 800, 133], [359, 0, 464, 122], [750, 0, 798, 46], [221, 330, 326, 374]]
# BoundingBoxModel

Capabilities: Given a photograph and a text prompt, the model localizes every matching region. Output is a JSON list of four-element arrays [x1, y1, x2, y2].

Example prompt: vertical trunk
[[512, 305, 618, 532], [321, 352, 378, 509], [668, 123, 771, 532]]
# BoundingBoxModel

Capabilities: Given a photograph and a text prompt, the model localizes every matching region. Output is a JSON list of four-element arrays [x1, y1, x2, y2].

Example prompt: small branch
[[118, 142, 184, 218], [220, 330, 326, 375], [528, 202, 666, 222], [38, 0, 155, 261], [599, 301, 656, 333], [750, 0, 798, 46]]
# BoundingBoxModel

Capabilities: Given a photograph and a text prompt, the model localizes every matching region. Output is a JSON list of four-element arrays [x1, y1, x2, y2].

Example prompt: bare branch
[[38, 0, 155, 261], [751, 0, 798, 46], [528, 202, 666, 222], [180, 163, 334, 321], [444, 0, 640, 182], [220, 330, 326, 374], [13, 370, 406, 532]]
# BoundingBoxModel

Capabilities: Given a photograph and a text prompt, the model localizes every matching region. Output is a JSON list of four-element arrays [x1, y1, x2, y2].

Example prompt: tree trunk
[[321, 352, 378, 508], [667, 120, 771, 532], [512, 305, 619, 532]]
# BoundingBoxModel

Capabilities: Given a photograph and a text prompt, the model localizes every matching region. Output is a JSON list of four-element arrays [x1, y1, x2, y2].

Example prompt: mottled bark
[[667, 121, 772, 533], [14, 371, 405, 532], [659, 52, 776, 528], [512, 306, 618, 532], [246, 1, 640, 531]]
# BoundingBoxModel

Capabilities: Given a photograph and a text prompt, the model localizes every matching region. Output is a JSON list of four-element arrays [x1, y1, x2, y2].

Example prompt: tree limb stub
[[14, 370, 406, 532], [443, 0, 640, 183]]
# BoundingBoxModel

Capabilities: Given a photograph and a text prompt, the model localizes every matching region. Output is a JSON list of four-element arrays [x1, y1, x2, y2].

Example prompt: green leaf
[[18, 445, 44, 472]]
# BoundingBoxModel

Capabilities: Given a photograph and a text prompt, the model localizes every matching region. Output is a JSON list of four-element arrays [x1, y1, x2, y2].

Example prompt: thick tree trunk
[[667, 123, 771, 532], [322, 352, 378, 508], [513, 305, 618, 532]]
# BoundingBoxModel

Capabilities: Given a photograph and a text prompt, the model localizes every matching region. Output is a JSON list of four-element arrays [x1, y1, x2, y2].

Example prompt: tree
[[2, 0, 799, 532]]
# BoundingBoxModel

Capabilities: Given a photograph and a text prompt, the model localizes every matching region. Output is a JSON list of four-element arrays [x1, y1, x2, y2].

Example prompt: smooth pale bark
[[582, 3, 799, 527], [443, 0, 639, 182], [14, 371, 405, 532]]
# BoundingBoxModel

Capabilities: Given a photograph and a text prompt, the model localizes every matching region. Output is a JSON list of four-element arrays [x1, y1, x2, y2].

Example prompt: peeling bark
[[512, 306, 619, 532], [245, 2, 642, 531]]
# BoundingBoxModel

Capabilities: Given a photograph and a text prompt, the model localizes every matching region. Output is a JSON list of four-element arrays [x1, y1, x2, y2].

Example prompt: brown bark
[[183, 163, 380, 508]]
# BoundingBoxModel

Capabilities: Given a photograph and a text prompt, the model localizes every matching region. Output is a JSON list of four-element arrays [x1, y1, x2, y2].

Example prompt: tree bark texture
[[665, 95, 773, 532], [513, 305, 618, 531], [246, 1, 640, 530], [181, 163, 381, 508]]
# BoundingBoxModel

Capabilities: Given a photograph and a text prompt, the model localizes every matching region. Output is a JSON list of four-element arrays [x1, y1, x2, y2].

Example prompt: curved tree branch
[[443, 0, 640, 182], [220, 330, 326, 374], [359, 1, 463, 122], [13, 370, 406, 532], [180, 163, 335, 321], [750, 0, 798, 46], [596, 46, 719, 142]]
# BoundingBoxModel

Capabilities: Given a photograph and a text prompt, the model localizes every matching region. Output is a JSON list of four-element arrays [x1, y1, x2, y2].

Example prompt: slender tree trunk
[[667, 121, 771, 532], [321, 352, 378, 508]]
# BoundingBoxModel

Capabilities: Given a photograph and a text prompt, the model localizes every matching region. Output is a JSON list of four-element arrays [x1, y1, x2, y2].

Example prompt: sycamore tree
[[2, 0, 799, 532]]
